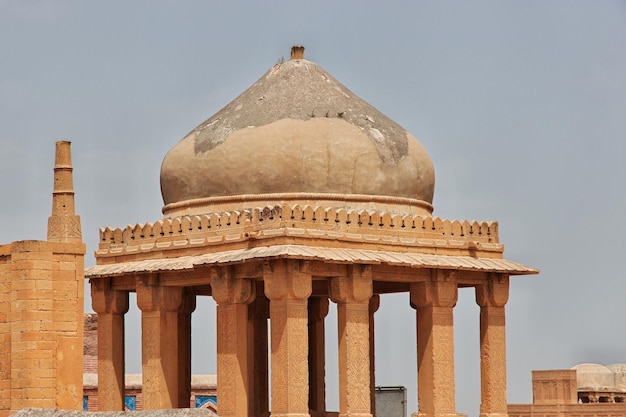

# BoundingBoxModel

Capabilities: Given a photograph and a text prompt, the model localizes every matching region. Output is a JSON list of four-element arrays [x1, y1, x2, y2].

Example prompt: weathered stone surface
[[160, 47, 435, 208], [11, 409, 218, 417]]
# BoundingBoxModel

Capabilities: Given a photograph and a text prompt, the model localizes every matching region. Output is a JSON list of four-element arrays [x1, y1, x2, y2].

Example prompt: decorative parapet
[[96, 204, 500, 257]]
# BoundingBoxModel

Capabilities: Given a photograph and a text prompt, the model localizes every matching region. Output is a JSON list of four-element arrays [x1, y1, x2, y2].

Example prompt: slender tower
[[48, 140, 82, 242]]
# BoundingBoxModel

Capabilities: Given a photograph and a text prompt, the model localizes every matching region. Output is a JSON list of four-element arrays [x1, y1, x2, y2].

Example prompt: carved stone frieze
[[47, 215, 82, 243]]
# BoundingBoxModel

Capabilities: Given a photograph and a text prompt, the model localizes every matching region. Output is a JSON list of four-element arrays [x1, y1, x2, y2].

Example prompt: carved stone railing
[[96, 204, 499, 257]]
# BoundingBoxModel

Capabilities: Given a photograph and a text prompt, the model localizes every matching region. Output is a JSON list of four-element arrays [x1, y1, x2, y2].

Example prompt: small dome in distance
[[572, 363, 615, 390]]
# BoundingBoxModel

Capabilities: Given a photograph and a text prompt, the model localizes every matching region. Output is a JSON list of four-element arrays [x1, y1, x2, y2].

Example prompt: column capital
[[308, 297, 329, 321], [369, 293, 380, 314], [211, 267, 256, 305], [136, 277, 184, 312], [476, 275, 510, 308], [91, 278, 129, 315], [263, 259, 312, 301], [329, 265, 373, 304], [410, 277, 458, 309]]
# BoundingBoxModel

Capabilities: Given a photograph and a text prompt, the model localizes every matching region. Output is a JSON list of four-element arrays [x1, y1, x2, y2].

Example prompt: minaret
[[0, 141, 86, 416], [47, 140, 82, 242]]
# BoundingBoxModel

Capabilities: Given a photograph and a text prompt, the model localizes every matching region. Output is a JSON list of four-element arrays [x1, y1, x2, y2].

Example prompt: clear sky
[[1, 1, 625, 416]]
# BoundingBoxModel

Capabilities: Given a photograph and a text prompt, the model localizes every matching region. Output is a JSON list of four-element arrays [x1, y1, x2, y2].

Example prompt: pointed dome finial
[[290, 45, 304, 60], [47, 140, 82, 242]]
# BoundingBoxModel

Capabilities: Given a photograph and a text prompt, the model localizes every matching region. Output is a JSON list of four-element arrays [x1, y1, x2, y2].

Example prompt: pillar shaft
[[136, 279, 190, 409], [369, 295, 380, 417], [308, 297, 329, 417], [264, 259, 312, 417], [250, 290, 270, 417], [177, 294, 195, 408], [212, 268, 256, 417], [476, 276, 510, 417], [91, 279, 128, 411], [410, 278, 458, 417], [330, 265, 373, 417]]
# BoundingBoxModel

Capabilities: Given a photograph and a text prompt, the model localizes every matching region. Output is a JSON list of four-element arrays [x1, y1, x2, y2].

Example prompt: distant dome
[[607, 364, 626, 390], [160, 46, 435, 217], [573, 363, 615, 390]]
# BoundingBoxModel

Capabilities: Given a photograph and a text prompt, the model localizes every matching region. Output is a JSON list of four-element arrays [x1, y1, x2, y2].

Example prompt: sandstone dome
[[572, 363, 615, 390], [607, 364, 626, 390], [160, 46, 435, 217]]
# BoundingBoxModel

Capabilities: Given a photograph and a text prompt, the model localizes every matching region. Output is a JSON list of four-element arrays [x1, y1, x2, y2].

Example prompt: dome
[[160, 46, 435, 217], [572, 363, 615, 390], [607, 364, 626, 390]]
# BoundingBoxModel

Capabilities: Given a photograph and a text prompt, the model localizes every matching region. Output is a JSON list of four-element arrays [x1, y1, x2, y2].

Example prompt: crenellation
[[347, 209, 360, 227], [152, 221, 165, 238], [100, 227, 111, 243], [113, 228, 123, 244], [209, 212, 222, 229], [180, 217, 192, 233], [324, 207, 337, 224], [302, 205, 316, 223], [433, 217, 445, 236], [171, 217, 183, 234], [421, 215, 433, 233], [166, 218, 178, 235], [139, 222, 151, 238], [95, 204, 503, 259], [289, 204, 302, 221], [314, 205, 326, 224], [369, 210, 381, 228], [391, 213, 404, 229], [336, 207, 348, 225], [129, 224, 141, 239], [356, 209, 368, 226], [189, 216, 201, 231]]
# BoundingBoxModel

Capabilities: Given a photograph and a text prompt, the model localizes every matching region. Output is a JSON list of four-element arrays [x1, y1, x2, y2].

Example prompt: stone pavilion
[[85, 46, 538, 417]]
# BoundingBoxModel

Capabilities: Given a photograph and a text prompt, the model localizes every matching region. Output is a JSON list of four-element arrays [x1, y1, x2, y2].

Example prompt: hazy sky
[[1, 1, 625, 416]]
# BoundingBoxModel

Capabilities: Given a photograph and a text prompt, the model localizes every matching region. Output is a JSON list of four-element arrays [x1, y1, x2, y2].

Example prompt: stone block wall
[[0, 239, 85, 417], [0, 141, 85, 417]]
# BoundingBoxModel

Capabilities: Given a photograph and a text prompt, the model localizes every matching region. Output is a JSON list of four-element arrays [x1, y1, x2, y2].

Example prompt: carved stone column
[[410, 275, 458, 417], [308, 296, 329, 417], [369, 294, 380, 417], [330, 265, 373, 417], [177, 291, 196, 408], [212, 268, 256, 417], [264, 259, 312, 417], [475, 275, 510, 417], [136, 277, 188, 409], [91, 279, 128, 411], [249, 288, 270, 417]]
